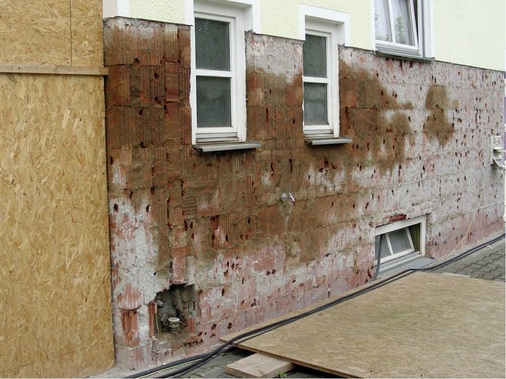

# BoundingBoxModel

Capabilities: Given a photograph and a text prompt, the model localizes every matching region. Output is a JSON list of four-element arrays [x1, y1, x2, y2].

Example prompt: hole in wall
[[153, 285, 196, 336]]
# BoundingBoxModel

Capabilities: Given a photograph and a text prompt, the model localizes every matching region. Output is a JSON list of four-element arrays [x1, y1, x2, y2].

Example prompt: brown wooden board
[[222, 272, 505, 378], [0, 74, 113, 377]]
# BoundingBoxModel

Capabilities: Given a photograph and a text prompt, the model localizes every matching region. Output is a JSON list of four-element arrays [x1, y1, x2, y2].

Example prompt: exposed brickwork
[[104, 17, 504, 370]]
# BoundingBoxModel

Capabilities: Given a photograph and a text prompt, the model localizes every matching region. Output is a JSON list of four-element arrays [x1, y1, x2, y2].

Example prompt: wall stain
[[339, 61, 414, 184], [424, 85, 457, 146]]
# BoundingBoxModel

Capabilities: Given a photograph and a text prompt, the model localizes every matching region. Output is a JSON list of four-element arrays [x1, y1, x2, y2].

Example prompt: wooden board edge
[[0, 64, 108, 76], [224, 353, 295, 378]]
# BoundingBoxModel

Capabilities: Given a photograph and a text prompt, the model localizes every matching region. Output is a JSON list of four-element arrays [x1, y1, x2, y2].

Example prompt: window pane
[[375, 0, 392, 42], [375, 234, 391, 258], [303, 34, 327, 78], [388, 229, 414, 254], [195, 18, 230, 70], [304, 83, 328, 125], [196, 76, 231, 128], [391, 0, 415, 45]]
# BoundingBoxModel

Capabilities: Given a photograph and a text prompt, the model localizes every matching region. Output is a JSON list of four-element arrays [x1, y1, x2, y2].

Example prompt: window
[[300, 6, 349, 142], [374, 216, 426, 268], [191, 1, 248, 145], [303, 31, 332, 132], [374, 0, 432, 58]]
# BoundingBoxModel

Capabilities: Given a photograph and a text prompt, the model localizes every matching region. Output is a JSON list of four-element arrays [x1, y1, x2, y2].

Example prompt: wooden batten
[[0, 64, 108, 76]]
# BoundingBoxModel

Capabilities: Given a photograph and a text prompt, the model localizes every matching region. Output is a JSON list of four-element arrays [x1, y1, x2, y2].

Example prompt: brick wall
[[104, 17, 505, 369]]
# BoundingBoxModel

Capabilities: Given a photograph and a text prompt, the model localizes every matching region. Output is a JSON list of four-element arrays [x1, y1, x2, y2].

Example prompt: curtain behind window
[[391, 0, 415, 46], [375, 0, 391, 42]]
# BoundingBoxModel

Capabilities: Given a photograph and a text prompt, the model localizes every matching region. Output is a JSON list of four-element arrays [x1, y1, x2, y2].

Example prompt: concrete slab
[[222, 272, 505, 378]]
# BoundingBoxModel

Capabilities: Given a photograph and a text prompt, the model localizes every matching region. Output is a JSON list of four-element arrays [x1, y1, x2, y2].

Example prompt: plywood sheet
[[223, 273, 505, 378], [0, 73, 113, 377], [0, 0, 103, 67], [0, 0, 71, 65], [71, 0, 104, 67]]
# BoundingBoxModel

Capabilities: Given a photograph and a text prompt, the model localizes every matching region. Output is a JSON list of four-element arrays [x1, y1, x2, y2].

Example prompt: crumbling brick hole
[[153, 284, 196, 337]]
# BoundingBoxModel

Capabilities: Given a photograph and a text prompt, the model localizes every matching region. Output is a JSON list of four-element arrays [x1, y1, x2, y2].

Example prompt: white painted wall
[[259, 0, 370, 49], [433, 0, 505, 71], [103, 0, 505, 71]]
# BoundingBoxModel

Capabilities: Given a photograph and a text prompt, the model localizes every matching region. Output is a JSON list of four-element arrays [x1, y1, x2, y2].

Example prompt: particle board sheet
[[0, 0, 71, 65], [0, 73, 113, 377], [222, 273, 505, 378], [0, 0, 103, 66]]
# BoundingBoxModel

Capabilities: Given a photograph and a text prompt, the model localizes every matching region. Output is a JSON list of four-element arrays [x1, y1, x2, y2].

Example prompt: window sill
[[194, 141, 261, 153], [305, 136, 352, 146], [375, 49, 435, 63]]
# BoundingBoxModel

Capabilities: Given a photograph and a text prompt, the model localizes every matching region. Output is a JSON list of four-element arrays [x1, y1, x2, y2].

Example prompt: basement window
[[374, 215, 426, 269]]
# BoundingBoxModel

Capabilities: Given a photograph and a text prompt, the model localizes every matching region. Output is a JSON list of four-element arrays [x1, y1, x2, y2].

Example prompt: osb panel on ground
[[223, 272, 505, 378], [0, 0, 102, 66], [0, 73, 114, 377]]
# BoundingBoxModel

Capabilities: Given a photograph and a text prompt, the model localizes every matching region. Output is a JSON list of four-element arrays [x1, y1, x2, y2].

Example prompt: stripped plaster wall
[[104, 17, 504, 370]]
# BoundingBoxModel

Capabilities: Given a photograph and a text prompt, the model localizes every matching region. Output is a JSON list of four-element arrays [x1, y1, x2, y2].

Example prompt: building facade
[[103, 0, 505, 369]]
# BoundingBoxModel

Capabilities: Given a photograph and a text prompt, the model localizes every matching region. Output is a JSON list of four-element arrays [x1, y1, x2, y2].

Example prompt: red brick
[[172, 246, 187, 284], [165, 62, 180, 103], [106, 65, 130, 106], [120, 309, 140, 347], [106, 106, 137, 149], [130, 65, 165, 108]]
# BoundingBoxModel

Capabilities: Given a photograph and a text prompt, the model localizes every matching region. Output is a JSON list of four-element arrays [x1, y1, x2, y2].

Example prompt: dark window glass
[[195, 18, 230, 70], [196, 76, 231, 127], [303, 34, 327, 78], [304, 83, 328, 125]]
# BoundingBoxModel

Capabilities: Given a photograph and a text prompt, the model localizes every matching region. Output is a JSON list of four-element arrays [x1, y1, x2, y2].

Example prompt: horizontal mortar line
[[0, 63, 108, 76]]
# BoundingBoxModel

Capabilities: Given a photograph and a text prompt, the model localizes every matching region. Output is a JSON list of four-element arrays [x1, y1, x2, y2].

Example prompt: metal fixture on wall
[[281, 192, 296, 204], [491, 135, 505, 170]]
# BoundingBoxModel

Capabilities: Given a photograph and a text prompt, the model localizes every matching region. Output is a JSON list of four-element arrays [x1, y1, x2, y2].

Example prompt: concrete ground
[[94, 236, 505, 378]]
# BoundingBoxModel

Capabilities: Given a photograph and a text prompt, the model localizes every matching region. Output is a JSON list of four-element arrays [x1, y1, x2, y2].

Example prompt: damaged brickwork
[[104, 17, 505, 370]]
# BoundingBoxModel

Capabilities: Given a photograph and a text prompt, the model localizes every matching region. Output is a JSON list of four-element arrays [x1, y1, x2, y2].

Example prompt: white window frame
[[374, 0, 433, 58], [189, 1, 249, 144], [374, 215, 426, 265], [299, 6, 349, 139], [303, 26, 336, 136]]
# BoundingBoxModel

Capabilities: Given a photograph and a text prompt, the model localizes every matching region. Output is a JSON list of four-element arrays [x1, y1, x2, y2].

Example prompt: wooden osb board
[[223, 273, 505, 378], [0, 0, 102, 66], [0, 73, 113, 377]]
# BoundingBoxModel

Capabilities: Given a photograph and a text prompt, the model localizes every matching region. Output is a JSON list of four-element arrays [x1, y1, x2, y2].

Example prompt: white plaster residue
[[261, 170, 272, 187], [250, 38, 303, 80], [109, 192, 161, 344]]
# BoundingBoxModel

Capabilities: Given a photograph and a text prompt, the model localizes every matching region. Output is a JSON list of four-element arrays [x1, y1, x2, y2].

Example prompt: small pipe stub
[[167, 317, 181, 332], [281, 192, 295, 204]]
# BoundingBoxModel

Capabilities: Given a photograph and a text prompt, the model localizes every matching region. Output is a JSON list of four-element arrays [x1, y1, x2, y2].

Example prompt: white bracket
[[490, 135, 505, 169]]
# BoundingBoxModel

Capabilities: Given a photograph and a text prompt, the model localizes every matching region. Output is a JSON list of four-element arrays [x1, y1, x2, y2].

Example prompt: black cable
[[124, 353, 208, 378], [130, 232, 505, 378]]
